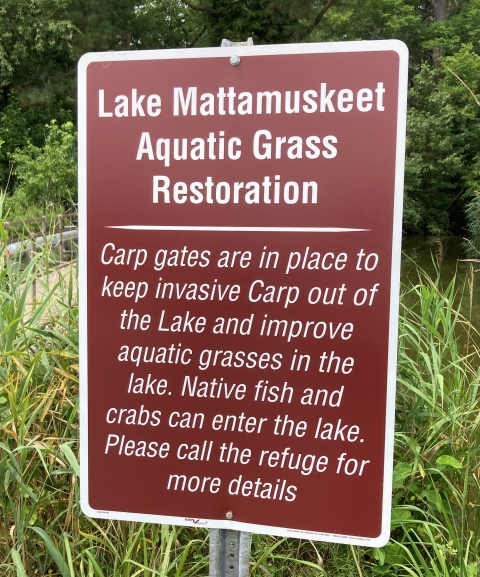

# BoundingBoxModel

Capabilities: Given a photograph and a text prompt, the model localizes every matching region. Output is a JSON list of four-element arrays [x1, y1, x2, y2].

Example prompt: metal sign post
[[207, 39, 254, 577], [209, 529, 250, 577]]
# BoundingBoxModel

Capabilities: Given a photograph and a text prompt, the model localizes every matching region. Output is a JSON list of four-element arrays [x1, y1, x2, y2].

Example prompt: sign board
[[79, 40, 408, 546]]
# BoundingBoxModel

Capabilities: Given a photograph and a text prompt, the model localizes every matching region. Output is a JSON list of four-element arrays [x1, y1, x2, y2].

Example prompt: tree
[[10, 120, 77, 215], [404, 66, 465, 233], [67, 0, 195, 54], [0, 0, 76, 186], [0, 0, 75, 93], [177, 0, 337, 46], [3, 0, 480, 237], [310, 0, 480, 233]]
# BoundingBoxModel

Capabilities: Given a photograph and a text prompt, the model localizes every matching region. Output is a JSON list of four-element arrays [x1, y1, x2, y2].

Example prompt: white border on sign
[[78, 39, 408, 547]]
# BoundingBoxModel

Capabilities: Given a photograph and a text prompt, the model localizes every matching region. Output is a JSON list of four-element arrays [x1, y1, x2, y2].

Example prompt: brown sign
[[79, 41, 408, 546]]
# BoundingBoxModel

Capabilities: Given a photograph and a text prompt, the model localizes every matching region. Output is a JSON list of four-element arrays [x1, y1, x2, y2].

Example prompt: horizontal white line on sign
[[106, 225, 371, 232]]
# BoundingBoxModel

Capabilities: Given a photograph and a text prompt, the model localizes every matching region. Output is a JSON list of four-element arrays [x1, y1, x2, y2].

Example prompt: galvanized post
[[220, 37, 254, 48], [208, 36, 255, 577], [209, 529, 250, 577]]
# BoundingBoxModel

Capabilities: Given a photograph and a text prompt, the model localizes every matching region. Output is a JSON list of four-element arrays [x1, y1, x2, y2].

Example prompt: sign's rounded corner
[[78, 53, 100, 73], [368, 529, 391, 549], [388, 39, 409, 61], [80, 497, 100, 519]]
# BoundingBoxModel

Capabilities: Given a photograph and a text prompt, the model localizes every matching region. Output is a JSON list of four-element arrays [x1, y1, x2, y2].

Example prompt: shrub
[[10, 120, 77, 212]]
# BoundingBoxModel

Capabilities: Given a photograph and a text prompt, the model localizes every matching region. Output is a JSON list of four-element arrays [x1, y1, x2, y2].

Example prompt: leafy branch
[[295, 0, 336, 42], [179, 0, 219, 16]]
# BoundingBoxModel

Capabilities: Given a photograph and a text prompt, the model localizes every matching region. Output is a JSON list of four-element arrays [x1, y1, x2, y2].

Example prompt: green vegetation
[[1, 0, 480, 242], [390, 272, 480, 576], [5, 121, 77, 222], [1, 1, 480, 575], [0, 223, 478, 575]]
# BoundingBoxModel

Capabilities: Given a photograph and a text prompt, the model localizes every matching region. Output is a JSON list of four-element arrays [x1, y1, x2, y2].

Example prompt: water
[[401, 236, 479, 330]]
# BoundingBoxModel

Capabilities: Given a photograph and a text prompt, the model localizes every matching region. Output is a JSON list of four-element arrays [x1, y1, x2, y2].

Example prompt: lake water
[[401, 236, 479, 330]]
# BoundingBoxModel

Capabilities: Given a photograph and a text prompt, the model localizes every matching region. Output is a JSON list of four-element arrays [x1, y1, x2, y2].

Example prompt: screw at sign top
[[230, 55, 241, 67], [226, 511, 234, 519]]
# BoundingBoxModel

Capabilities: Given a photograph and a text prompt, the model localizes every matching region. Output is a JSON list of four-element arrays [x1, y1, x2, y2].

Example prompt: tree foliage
[[1, 0, 480, 240], [0, 0, 75, 91], [7, 121, 77, 218], [404, 66, 465, 233]]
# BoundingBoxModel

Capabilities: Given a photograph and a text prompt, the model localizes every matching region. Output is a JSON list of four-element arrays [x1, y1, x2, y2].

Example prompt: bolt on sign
[[79, 40, 408, 546]]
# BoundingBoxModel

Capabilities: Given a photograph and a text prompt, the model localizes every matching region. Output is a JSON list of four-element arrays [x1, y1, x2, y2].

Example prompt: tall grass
[[0, 225, 478, 576], [383, 271, 480, 576]]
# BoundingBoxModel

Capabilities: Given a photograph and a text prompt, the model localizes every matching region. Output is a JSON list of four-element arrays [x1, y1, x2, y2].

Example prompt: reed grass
[[385, 271, 480, 576], [0, 224, 478, 576]]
